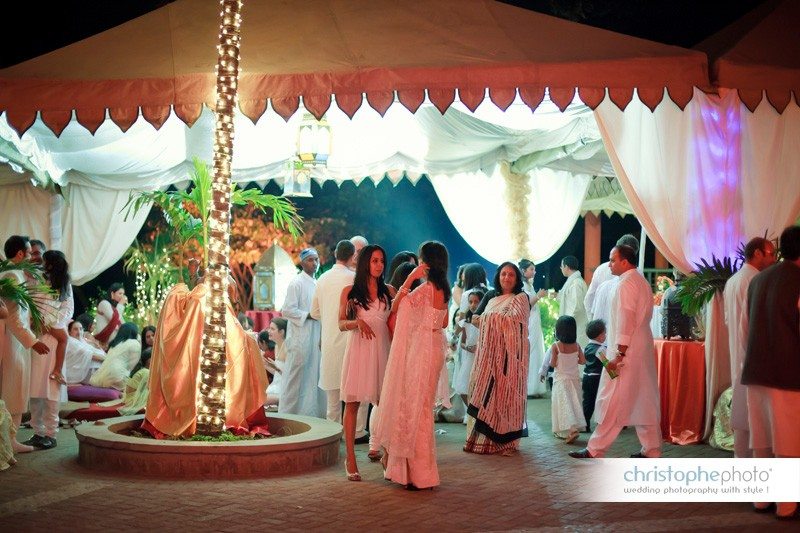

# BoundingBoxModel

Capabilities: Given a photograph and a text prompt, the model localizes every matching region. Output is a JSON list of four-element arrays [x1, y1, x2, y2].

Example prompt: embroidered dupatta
[[374, 282, 447, 459]]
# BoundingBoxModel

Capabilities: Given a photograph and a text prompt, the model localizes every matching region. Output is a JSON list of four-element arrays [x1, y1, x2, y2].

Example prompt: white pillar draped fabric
[[0, 182, 52, 248], [430, 166, 591, 265], [60, 185, 151, 286], [0, 182, 150, 286], [595, 88, 800, 440]]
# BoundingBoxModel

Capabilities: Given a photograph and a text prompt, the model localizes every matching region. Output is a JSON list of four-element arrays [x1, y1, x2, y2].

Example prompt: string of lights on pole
[[196, 0, 243, 435]]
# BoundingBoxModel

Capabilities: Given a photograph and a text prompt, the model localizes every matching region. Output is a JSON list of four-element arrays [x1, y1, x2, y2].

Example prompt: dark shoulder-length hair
[[555, 315, 577, 344], [388, 261, 421, 292], [493, 262, 524, 295], [419, 241, 451, 301], [462, 263, 487, 292], [141, 325, 156, 350], [348, 244, 392, 309], [387, 251, 418, 282], [109, 322, 139, 349], [104, 282, 125, 305], [43, 250, 70, 301]]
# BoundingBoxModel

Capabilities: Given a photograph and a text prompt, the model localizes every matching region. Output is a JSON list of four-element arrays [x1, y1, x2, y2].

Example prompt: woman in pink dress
[[338, 245, 395, 481], [374, 241, 450, 490]]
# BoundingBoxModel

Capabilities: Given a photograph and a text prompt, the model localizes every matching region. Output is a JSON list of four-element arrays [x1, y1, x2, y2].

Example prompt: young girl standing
[[453, 289, 484, 415], [545, 316, 585, 444]]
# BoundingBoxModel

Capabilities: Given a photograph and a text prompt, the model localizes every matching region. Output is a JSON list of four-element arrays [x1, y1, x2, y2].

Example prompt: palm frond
[[232, 186, 303, 238], [675, 254, 741, 316], [0, 259, 46, 284], [0, 277, 53, 335]]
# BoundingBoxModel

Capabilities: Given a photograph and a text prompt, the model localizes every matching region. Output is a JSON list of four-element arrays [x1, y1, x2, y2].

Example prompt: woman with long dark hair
[[464, 262, 530, 455], [387, 251, 418, 282], [374, 241, 450, 490], [93, 282, 127, 347], [141, 325, 156, 351], [24, 250, 73, 450], [338, 244, 395, 481], [90, 322, 141, 390]]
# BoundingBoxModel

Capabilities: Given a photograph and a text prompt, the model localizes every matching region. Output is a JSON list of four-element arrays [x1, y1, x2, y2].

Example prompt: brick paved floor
[[0, 398, 794, 532]]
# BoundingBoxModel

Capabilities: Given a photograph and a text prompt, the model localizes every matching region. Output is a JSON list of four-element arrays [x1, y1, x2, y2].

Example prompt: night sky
[[2, 0, 766, 312]]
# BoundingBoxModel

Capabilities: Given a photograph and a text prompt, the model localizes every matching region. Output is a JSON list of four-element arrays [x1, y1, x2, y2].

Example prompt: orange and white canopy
[[0, 0, 710, 135]]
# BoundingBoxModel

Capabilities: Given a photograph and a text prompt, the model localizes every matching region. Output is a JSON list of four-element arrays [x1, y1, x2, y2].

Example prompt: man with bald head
[[349, 235, 368, 271]]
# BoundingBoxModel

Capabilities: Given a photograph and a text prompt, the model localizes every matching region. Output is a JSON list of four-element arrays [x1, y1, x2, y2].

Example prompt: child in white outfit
[[542, 315, 585, 444]]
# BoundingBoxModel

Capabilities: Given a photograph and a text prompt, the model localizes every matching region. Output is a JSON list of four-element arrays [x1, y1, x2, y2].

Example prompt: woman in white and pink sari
[[374, 241, 450, 490]]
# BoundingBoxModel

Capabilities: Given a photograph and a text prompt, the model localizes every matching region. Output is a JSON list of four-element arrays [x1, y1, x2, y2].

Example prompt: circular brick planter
[[75, 413, 342, 479]]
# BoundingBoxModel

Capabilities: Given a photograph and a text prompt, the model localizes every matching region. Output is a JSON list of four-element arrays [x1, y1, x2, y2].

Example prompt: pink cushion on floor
[[67, 385, 122, 402]]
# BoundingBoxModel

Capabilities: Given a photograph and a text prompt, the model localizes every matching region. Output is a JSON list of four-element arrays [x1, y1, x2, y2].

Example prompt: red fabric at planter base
[[62, 402, 144, 422], [655, 339, 706, 445], [140, 408, 270, 439]]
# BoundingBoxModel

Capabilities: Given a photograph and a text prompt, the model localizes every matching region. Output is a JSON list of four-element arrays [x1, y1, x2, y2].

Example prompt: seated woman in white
[[259, 317, 288, 408], [65, 320, 106, 384], [89, 323, 141, 390]]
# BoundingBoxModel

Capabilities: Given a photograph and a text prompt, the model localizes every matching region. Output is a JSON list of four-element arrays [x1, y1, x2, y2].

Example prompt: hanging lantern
[[283, 112, 331, 198]]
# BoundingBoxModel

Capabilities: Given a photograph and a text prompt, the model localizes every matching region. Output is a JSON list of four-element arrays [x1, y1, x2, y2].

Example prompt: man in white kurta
[[1, 236, 51, 453], [279, 248, 326, 418], [310, 240, 355, 422], [558, 256, 589, 347], [584, 234, 640, 320], [722, 237, 775, 458], [570, 245, 661, 458], [584, 262, 612, 321]]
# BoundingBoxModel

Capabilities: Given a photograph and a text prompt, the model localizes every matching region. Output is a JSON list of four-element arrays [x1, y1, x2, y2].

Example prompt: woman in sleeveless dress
[[374, 241, 451, 490], [547, 316, 586, 444], [338, 245, 395, 481]]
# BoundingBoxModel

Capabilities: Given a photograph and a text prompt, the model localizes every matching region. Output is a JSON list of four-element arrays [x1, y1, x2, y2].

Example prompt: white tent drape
[[595, 87, 800, 440], [0, 183, 52, 249], [60, 185, 151, 285], [430, 166, 591, 265], [1, 96, 624, 283]]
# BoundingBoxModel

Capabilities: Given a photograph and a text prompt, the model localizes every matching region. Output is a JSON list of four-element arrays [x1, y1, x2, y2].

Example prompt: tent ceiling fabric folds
[[696, 0, 800, 112], [0, 0, 710, 135]]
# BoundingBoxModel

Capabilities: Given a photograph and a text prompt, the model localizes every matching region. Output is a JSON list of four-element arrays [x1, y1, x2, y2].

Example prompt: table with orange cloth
[[654, 339, 706, 445], [246, 310, 281, 333]]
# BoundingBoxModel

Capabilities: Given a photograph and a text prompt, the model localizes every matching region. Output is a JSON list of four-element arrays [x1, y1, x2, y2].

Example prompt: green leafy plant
[[0, 259, 54, 335], [539, 296, 560, 348], [676, 255, 741, 316], [124, 158, 302, 274]]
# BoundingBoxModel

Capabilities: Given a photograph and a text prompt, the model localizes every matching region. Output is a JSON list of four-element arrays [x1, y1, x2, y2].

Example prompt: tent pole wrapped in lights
[[2, 0, 800, 443]]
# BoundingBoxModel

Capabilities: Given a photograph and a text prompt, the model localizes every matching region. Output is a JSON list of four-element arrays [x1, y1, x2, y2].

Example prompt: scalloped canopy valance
[[0, 0, 712, 136]]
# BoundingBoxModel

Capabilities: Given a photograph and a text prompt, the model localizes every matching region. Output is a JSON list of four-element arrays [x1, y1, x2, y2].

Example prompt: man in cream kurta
[[570, 245, 661, 459], [310, 240, 356, 423], [584, 234, 640, 321], [558, 256, 589, 347], [723, 237, 775, 458], [279, 248, 326, 418], [1, 236, 51, 453]]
